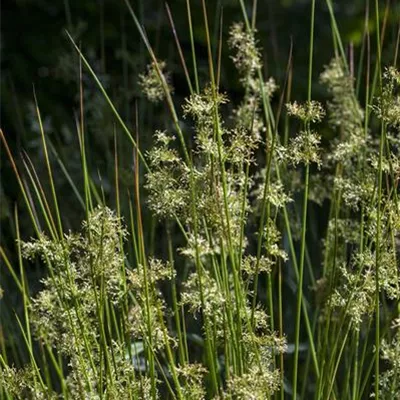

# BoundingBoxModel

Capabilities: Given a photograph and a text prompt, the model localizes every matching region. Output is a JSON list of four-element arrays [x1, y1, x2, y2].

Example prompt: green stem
[[293, 162, 311, 400]]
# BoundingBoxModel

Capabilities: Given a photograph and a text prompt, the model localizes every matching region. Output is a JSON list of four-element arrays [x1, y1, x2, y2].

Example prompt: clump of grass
[[1, 0, 400, 399]]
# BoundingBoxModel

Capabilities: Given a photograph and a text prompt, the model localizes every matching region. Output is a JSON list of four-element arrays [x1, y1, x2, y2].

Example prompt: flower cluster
[[373, 67, 400, 128], [228, 22, 262, 78], [127, 258, 176, 350], [286, 100, 325, 123], [228, 22, 277, 140], [16, 207, 153, 398], [138, 60, 173, 103], [377, 319, 400, 398]]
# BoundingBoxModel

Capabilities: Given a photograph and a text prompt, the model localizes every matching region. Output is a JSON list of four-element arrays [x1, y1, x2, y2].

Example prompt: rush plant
[[1, 0, 399, 399]]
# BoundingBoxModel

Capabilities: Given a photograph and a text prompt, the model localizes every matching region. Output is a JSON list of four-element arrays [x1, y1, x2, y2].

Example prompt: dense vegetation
[[1, 0, 400, 398]]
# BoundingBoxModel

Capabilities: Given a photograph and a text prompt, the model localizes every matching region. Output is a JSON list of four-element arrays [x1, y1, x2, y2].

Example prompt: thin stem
[[293, 0, 315, 397]]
